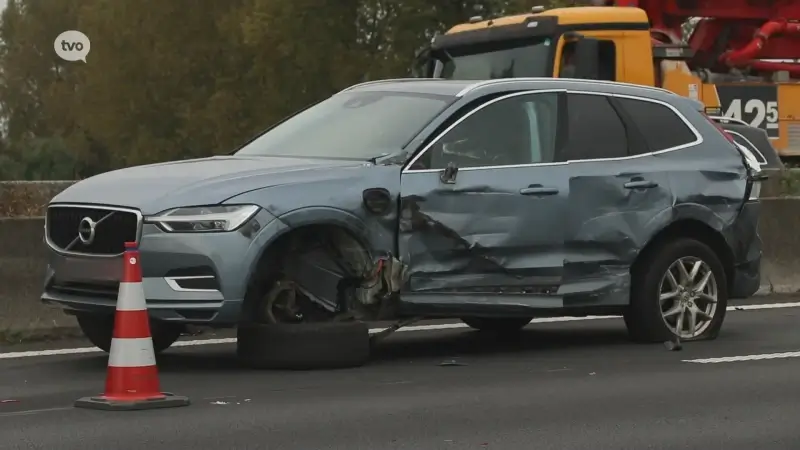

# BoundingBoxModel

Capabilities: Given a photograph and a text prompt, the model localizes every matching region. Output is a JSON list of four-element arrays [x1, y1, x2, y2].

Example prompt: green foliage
[[0, 0, 675, 181]]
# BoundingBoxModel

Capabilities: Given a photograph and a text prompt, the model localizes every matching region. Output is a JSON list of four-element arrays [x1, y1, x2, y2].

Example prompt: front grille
[[46, 205, 140, 255]]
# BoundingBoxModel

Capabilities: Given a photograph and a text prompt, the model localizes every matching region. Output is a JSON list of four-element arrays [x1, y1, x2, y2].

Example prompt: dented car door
[[559, 93, 684, 307], [398, 90, 569, 299]]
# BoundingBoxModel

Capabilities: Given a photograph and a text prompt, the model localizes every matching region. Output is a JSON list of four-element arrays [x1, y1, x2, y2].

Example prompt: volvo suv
[[42, 77, 762, 368]]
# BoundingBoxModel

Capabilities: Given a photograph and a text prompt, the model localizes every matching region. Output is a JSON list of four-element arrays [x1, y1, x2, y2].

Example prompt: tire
[[236, 321, 370, 370], [624, 238, 728, 343], [461, 317, 533, 333], [76, 314, 183, 354]]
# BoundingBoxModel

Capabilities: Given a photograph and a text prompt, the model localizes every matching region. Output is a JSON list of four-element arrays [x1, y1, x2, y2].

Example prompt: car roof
[[339, 77, 695, 109], [338, 78, 477, 97]]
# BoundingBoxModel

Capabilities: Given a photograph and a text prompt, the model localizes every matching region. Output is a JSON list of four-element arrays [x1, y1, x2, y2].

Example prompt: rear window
[[615, 97, 698, 152]]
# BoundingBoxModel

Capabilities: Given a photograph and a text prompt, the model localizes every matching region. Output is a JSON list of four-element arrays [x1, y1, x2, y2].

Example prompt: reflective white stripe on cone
[[116, 282, 147, 311], [108, 337, 157, 368]]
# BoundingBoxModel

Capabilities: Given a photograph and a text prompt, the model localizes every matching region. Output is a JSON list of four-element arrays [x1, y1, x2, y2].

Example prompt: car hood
[[51, 155, 371, 214]]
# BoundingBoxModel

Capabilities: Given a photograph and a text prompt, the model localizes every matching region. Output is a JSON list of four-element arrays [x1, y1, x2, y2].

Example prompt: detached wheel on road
[[461, 317, 533, 333], [75, 313, 183, 354], [625, 238, 728, 343], [236, 321, 370, 370]]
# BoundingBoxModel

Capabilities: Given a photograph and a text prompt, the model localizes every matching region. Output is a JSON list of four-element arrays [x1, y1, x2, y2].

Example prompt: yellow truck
[[413, 4, 800, 159]]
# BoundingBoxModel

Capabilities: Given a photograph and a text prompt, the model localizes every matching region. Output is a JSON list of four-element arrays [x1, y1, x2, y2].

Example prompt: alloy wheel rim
[[658, 256, 719, 339]]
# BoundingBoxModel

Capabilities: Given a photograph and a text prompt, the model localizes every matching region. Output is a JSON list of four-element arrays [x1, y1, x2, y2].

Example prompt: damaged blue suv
[[43, 78, 762, 369]]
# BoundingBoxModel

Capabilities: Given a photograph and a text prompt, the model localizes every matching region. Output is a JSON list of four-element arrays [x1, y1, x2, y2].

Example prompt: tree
[[0, 0, 597, 179]]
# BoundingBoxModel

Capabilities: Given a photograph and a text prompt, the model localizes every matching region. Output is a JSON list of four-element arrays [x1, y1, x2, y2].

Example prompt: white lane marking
[[684, 351, 800, 364], [0, 406, 74, 417], [2, 301, 800, 361]]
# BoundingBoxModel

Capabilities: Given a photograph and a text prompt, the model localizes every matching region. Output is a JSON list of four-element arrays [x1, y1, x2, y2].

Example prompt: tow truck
[[412, 0, 800, 160]]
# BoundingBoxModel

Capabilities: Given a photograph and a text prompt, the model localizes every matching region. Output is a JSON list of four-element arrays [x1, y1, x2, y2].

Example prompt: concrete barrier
[[757, 197, 800, 293], [0, 218, 79, 343], [2, 199, 800, 344]]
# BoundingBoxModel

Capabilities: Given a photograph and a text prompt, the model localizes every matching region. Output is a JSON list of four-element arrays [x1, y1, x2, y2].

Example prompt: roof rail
[[707, 115, 749, 127], [337, 78, 446, 94], [456, 77, 673, 97]]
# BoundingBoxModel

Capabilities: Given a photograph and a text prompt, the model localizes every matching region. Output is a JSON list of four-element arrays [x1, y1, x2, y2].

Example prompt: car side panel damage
[[657, 152, 762, 299], [391, 154, 759, 316], [561, 168, 675, 308], [394, 165, 571, 316], [235, 164, 408, 323]]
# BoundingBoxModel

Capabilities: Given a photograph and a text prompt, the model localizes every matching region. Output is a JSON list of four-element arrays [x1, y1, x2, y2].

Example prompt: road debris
[[664, 339, 683, 351], [439, 359, 467, 367], [210, 398, 252, 406]]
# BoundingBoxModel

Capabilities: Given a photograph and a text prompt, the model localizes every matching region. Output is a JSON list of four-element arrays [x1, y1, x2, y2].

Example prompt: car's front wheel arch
[[240, 217, 375, 325], [237, 219, 376, 370], [243, 207, 374, 299]]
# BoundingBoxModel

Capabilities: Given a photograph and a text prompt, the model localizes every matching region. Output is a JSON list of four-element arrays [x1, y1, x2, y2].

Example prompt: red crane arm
[[592, 0, 800, 76]]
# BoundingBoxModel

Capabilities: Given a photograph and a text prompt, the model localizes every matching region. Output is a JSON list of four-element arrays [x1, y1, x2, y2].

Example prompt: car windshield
[[435, 38, 553, 80], [234, 91, 452, 160]]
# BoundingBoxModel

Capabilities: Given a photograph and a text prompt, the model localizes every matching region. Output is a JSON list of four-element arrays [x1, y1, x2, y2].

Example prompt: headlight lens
[[147, 204, 260, 232]]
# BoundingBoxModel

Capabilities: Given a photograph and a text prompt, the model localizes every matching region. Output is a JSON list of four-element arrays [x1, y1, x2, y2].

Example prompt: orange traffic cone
[[74, 242, 190, 411]]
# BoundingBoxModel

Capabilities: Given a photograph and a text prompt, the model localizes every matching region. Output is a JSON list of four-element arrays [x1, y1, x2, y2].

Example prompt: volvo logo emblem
[[77, 217, 96, 245]]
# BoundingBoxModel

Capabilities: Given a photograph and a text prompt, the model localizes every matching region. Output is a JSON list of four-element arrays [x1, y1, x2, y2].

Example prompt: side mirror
[[573, 37, 600, 80], [439, 161, 458, 184]]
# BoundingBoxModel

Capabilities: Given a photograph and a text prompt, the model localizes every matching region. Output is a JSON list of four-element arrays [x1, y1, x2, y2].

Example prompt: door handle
[[520, 185, 559, 196], [623, 179, 658, 189]]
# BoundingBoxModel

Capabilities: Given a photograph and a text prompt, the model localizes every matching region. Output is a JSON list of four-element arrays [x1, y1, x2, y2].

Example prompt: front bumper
[[41, 209, 284, 325]]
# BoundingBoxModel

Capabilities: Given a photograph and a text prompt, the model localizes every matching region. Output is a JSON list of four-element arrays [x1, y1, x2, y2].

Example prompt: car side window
[[562, 93, 627, 161], [615, 97, 698, 152], [421, 93, 559, 170]]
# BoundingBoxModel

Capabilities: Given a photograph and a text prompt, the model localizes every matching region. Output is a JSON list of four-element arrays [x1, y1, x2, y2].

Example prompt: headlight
[[146, 205, 260, 232]]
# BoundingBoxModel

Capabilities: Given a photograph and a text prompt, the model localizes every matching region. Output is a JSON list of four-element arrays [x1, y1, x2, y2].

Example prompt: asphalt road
[[2, 295, 800, 450]]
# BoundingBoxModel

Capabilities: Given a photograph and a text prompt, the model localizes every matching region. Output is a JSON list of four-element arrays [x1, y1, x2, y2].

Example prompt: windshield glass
[[435, 38, 553, 80], [235, 91, 451, 160]]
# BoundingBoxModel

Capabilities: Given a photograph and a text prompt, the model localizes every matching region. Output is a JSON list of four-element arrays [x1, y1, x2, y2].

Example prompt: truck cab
[[414, 5, 800, 159], [414, 7, 705, 97]]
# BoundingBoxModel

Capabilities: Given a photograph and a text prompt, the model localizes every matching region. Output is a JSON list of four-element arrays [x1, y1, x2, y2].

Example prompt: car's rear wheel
[[625, 238, 728, 343], [461, 317, 533, 333], [75, 313, 183, 354]]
